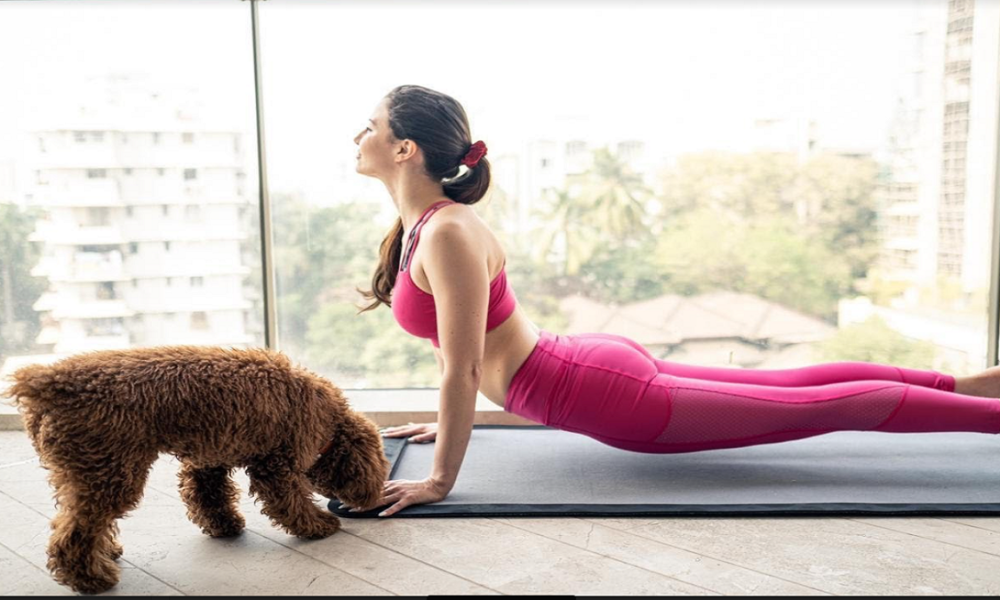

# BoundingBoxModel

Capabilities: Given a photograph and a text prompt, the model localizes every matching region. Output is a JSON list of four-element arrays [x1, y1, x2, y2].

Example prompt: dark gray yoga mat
[[328, 425, 1000, 518]]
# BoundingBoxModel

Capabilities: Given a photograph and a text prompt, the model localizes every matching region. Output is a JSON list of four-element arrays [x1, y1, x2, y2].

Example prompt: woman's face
[[353, 98, 396, 178]]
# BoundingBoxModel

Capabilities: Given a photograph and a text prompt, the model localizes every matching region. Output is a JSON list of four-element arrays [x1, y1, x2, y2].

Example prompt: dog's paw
[[51, 558, 121, 595], [107, 539, 124, 561], [202, 515, 246, 538], [290, 512, 342, 540]]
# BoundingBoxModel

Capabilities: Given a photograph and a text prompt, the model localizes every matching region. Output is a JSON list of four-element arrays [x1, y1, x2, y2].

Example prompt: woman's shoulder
[[423, 201, 501, 257], [426, 201, 482, 233], [420, 201, 507, 282]]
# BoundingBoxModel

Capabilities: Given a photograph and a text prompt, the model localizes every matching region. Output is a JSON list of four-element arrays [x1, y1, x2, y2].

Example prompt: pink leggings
[[504, 330, 1000, 453]]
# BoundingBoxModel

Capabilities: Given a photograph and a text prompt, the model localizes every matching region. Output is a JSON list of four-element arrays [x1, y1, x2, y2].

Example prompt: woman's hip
[[505, 330, 671, 440]]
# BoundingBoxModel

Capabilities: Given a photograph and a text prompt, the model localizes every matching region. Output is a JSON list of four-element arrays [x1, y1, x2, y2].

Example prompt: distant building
[[23, 75, 255, 353], [559, 290, 837, 369], [877, 0, 999, 298], [876, 2, 946, 285]]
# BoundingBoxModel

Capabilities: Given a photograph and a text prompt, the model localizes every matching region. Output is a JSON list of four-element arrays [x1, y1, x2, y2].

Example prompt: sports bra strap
[[400, 201, 453, 271]]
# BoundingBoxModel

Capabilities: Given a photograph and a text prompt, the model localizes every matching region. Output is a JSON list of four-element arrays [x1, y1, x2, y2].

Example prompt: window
[[96, 282, 116, 300], [259, 0, 998, 390], [0, 0, 994, 394], [190, 311, 209, 330], [84, 207, 111, 227]]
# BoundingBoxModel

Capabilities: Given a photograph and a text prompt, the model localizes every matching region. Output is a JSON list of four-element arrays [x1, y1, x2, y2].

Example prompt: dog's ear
[[306, 411, 390, 510]]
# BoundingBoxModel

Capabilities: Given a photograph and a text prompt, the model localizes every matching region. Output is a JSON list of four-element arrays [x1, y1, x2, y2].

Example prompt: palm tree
[[578, 146, 654, 239], [531, 188, 601, 277], [531, 146, 656, 278]]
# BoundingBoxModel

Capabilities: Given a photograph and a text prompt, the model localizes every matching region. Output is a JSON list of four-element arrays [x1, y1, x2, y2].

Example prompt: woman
[[348, 84, 1000, 518]]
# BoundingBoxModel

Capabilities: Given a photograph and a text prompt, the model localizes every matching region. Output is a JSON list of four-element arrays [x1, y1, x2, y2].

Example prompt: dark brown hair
[[356, 85, 492, 314]]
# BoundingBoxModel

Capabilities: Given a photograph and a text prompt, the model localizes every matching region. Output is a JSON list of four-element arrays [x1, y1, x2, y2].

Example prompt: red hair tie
[[460, 140, 488, 168]]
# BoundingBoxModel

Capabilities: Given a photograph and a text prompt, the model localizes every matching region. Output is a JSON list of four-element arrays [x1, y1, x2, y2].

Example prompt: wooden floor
[[2, 430, 1000, 596]]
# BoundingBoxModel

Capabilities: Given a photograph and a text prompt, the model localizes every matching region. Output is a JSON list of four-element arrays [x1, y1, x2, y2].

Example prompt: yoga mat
[[328, 425, 1000, 518]]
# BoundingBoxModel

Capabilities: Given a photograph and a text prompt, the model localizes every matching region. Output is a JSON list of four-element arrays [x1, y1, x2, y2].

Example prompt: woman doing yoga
[[347, 85, 1000, 518]]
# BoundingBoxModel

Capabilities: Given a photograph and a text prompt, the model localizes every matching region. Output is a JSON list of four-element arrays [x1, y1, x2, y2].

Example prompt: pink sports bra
[[391, 200, 517, 348]]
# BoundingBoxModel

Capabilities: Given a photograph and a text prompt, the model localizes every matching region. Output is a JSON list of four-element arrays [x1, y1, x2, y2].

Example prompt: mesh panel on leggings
[[654, 385, 905, 445]]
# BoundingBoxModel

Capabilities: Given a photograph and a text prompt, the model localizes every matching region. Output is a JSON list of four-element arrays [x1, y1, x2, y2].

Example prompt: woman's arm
[[422, 220, 488, 491], [375, 217, 488, 517], [431, 366, 480, 490]]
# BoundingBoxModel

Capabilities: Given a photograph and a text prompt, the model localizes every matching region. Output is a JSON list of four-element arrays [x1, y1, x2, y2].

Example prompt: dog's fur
[[4, 345, 390, 595]]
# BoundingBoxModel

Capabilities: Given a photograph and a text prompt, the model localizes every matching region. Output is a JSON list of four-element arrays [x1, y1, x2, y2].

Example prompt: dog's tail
[[3, 363, 60, 445]]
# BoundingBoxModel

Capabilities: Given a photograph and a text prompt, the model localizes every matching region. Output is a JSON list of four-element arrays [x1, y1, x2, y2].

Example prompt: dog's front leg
[[178, 463, 246, 538], [103, 522, 123, 560], [246, 450, 341, 539]]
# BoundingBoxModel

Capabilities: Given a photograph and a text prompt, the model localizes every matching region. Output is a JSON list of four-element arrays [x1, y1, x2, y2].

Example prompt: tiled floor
[[3, 429, 1000, 596]]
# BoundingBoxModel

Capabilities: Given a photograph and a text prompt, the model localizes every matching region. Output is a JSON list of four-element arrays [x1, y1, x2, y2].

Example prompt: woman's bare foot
[[954, 365, 1000, 398]]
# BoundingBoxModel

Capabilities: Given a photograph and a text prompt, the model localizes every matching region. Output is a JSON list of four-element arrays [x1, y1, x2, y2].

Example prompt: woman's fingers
[[379, 422, 417, 437]]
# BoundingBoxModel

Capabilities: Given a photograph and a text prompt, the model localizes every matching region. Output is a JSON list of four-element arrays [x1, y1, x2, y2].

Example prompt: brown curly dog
[[4, 345, 390, 595]]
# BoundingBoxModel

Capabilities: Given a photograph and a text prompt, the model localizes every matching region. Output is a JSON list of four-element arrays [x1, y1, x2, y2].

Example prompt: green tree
[[813, 314, 936, 369], [0, 203, 44, 357], [532, 146, 656, 282], [577, 146, 654, 239], [657, 151, 799, 220], [270, 195, 385, 359], [304, 300, 437, 387], [654, 207, 852, 320], [531, 188, 603, 278], [794, 154, 880, 280], [656, 151, 879, 277], [575, 230, 664, 305], [653, 150, 880, 318]]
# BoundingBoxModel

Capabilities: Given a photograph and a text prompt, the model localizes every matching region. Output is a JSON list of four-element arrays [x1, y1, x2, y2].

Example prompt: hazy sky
[[0, 0, 932, 200]]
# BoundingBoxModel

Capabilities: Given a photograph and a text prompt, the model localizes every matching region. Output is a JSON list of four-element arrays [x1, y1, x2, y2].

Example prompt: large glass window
[[0, 0, 264, 380], [1, 0, 997, 392], [258, 0, 998, 388]]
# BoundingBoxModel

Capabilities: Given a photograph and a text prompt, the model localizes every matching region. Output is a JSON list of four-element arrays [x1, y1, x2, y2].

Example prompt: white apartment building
[[24, 76, 255, 353], [960, 0, 1000, 295], [878, 2, 947, 285], [879, 0, 999, 296]]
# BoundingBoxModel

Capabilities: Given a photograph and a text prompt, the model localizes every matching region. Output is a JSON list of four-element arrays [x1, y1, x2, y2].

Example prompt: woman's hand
[[340, 477, 450, 517], [379, 422, 438, 443]]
